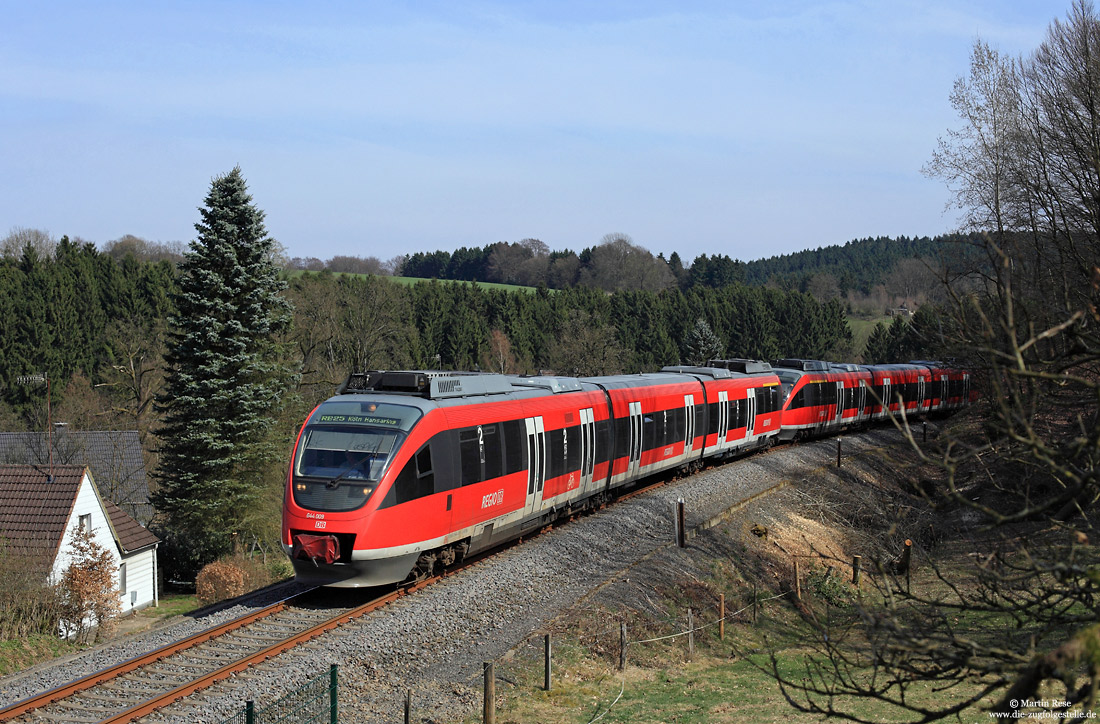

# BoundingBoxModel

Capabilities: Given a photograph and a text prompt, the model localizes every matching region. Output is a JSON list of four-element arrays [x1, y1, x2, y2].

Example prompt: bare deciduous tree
[[769, 4, 1100, 720]]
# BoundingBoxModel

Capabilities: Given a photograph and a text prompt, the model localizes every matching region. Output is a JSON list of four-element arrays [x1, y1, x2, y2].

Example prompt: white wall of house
[[50, 473, 120, 585], [118, 547, 157, 613], [49, 471, 158, 616]]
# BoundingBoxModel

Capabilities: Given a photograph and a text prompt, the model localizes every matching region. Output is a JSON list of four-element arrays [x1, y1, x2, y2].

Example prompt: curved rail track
[[0, 587, 407, 724]]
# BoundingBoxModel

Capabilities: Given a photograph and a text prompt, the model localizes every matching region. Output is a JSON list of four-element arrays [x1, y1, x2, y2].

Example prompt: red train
[[282, 359, 973, 587]]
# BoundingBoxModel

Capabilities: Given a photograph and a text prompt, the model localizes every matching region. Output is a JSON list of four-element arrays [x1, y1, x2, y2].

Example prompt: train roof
[[772, 358, 830, 372], [706, 358, 775, 374]]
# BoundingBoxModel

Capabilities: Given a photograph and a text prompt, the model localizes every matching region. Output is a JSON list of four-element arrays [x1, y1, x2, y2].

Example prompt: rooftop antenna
[[17, 374, 51, 483]]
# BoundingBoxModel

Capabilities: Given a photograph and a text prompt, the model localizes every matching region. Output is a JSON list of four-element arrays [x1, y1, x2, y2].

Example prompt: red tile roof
[[0, 464, 85, 562], [0, 464, 158, 561], [103, 499, 159, 553]]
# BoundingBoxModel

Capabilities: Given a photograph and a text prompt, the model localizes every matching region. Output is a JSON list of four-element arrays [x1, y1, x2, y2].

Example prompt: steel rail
[[0, 592, 304, 722], [97, 589, 405, 724]]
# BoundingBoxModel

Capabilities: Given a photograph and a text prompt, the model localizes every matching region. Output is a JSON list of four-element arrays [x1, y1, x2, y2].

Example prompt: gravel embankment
[[0, 429, 906, 724]]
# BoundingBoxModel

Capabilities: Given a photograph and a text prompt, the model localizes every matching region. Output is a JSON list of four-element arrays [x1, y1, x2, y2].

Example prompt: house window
[[119, 562, 127, 595], [79, 514, 91, 532]]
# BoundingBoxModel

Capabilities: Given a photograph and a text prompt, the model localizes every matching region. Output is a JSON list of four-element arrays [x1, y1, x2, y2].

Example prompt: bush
[[58, 527, 121, 642], [195, 559, 247, 605], [0, 544, 61, 640], [195, 554, 282, 605]]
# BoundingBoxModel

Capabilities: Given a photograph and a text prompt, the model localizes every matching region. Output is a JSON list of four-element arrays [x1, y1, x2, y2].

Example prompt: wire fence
[[215, 664, 338, 724]]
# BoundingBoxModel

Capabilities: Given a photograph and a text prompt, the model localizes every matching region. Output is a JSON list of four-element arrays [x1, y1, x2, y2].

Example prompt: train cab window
[[392, 444, 435, 504]]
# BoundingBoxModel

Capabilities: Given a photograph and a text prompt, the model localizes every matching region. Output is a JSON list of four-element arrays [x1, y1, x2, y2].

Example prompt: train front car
[[282, 388, 430, 587]]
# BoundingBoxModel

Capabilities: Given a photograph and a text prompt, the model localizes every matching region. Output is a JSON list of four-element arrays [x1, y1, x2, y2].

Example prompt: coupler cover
[[292, 533, 341, 565]]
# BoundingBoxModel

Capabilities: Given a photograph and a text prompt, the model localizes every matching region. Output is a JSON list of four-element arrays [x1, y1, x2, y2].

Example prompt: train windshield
[[775, 371, 799, 403], [293, 400, 422, 484], [295, 427, 402, 483]]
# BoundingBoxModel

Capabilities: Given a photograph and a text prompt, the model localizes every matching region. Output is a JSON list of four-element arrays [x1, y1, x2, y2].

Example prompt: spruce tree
[[683, 317, 724, 366], [153, 167, 293, 579]]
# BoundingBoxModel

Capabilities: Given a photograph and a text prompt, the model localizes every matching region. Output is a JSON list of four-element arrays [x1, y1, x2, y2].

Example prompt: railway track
[[0, 587, 404, 724]]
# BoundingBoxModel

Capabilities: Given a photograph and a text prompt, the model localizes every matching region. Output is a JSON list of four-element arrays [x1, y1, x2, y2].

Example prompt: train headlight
[[295, 482, 307, 492]]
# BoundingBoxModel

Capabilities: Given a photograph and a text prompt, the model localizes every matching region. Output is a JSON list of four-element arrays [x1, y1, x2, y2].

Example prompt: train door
[[627, 401, 643, 480], [882, 378, 892, 414], [717, 391, 729, 448], [683, 394, 695, 458], [746, 391, 757, 439], [523, 416, 546, 517], [858, 381, 868, 421], [834, 381, 844, 423], [579, 407, 595, 491]]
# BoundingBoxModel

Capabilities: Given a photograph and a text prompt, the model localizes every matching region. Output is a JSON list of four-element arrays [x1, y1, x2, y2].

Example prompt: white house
[[0, 464, 159, 617]]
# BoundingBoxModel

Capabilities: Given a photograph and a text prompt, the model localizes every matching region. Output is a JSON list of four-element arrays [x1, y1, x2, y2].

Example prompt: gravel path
[[0, 429, 907, 724]]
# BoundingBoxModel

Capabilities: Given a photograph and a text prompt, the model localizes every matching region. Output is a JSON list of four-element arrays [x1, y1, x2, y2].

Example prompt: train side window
[[643, 414, 656, 451], [483, 423, 503, 480], [614, 416, 630, 459], [565, 424, 581, 471], [547, 428, 565, 480], [695, 404, 706, 439], [502, 420, 526, 475], [595, 419, 612, 464], [670, 406, 684, 441], [459, 428, 482, 486]]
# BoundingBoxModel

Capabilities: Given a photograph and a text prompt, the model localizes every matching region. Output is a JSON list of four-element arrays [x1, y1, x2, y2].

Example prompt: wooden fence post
[[852, 555, 861, 585], [619, 622, 627, 671], [687, 608, 694, 660], [719, 594, 725, 641], [483, 661, 495, 724], [544, 633, 552, 692], [676, 498, 686, 548], [753, 582, 758, 624], [794, 558, 802, 602], [904, 539, 912, 593]]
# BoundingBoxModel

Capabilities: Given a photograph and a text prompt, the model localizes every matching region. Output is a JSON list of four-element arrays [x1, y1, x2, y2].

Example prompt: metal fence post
[[544, 633, 552, 691], [330, 664, 338, 724], [245, 700, 254, 724]]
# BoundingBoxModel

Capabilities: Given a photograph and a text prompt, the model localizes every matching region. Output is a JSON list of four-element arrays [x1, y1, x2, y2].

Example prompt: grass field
[[283, 269, 544, 294]]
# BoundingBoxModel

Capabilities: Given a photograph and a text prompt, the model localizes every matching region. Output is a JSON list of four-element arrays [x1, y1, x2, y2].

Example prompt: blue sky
[[0, 1, 1058, 264]]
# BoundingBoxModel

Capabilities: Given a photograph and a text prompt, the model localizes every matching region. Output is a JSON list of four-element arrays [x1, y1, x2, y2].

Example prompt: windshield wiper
[[326, 437, 387, 489]]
